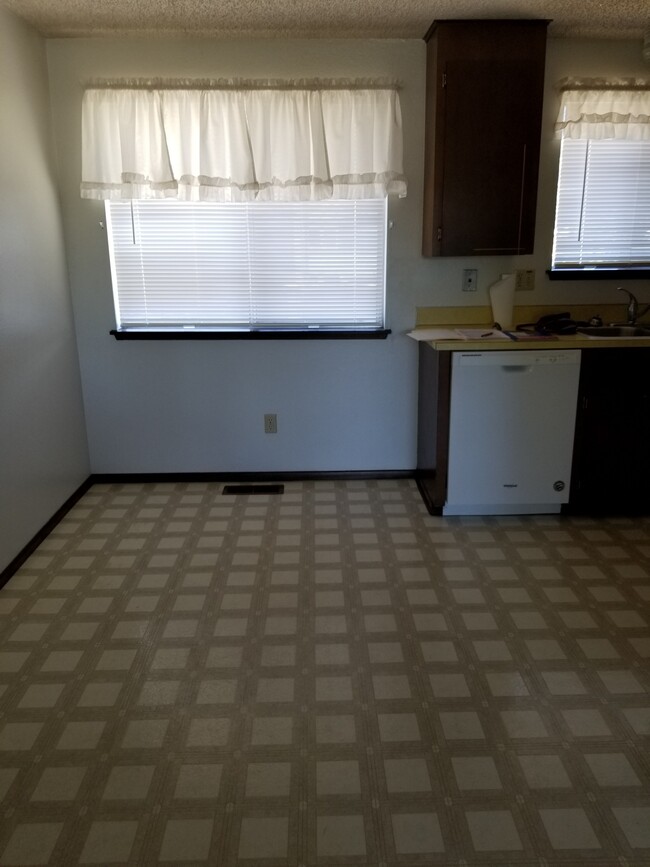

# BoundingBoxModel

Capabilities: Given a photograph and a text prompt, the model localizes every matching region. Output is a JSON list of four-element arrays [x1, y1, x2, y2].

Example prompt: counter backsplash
[[415, 303, 629, 329]]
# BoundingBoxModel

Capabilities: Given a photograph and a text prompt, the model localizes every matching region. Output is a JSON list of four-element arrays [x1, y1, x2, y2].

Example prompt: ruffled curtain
[[555, 80, 650, 141], [81, 84, 407, 201]]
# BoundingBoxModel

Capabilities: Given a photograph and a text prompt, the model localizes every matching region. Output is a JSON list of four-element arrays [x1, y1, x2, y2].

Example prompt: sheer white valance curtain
[[81, 82, 407, 201], [554, 79, 650, 141]]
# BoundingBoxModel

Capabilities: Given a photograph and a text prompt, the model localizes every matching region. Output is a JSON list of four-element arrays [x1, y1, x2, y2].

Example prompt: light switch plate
[[515, 269, 535, 291]]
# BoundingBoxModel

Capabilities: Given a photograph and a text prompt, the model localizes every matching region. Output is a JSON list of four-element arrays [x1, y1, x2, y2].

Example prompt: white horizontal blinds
[[553, 139, 650, 268], [106, 199, 386, 328], [247, 200, 385, 326], [107, 201, 251, 325]]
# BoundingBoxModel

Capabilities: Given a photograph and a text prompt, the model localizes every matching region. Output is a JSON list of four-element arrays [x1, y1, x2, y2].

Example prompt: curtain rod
[[84, 77, 402, 91]]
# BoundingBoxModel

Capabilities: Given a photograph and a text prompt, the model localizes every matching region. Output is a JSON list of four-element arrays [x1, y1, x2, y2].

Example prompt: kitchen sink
[[577, 325, 650, 338]]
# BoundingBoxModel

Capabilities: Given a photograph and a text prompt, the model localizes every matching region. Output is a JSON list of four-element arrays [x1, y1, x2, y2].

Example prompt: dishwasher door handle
[[500, 364, 532, 372]]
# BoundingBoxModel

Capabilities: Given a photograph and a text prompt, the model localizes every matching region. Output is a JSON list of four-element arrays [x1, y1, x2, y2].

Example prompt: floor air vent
[[222, 484, 284, 495]]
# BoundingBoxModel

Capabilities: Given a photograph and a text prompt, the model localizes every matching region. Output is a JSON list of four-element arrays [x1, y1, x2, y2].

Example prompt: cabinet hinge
[[437, 227, 443, 242], [442, 72, 447, 88]]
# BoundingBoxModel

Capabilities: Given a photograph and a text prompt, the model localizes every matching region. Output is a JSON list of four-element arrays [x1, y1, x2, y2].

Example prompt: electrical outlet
[[264, 414, 277, 434], [462, 269, 478, 292], [515, 269, 535, 292]]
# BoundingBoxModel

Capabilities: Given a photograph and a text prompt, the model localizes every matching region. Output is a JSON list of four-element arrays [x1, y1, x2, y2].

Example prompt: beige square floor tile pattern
[[0, 480, 649, 865]]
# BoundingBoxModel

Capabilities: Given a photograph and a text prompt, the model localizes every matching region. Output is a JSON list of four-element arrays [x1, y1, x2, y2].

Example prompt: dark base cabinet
[[416, 344, 451, 515], [569, 349, 650, 514]]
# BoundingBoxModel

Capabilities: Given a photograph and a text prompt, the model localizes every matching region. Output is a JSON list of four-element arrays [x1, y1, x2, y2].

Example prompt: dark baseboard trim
[[0, 476, 94, 591], [91, 470, 414, 484]]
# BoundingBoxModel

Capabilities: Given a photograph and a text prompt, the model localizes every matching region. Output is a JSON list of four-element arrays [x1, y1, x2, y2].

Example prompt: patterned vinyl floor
[[0, 479, 648, 866]]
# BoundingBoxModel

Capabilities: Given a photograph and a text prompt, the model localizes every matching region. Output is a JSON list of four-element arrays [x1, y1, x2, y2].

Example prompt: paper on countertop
[[407, 328, 507, 341], [407, 328, 464, 341], [455, 329, 508, 340]]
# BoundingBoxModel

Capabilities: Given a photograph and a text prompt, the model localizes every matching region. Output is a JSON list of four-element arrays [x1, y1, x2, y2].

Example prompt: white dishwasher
[[444, 349, 581, 515]]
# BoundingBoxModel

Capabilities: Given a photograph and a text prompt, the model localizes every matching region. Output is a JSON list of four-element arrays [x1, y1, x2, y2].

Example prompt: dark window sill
[[547, 268, 650, 281], [110, 327, 391, 341]]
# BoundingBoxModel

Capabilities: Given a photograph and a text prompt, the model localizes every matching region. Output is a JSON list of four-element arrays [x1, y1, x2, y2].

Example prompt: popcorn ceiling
[[0, 0, 647, 40]]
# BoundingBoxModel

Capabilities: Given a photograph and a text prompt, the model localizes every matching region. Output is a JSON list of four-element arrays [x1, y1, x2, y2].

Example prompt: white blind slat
[[106, 199, 387, 328]]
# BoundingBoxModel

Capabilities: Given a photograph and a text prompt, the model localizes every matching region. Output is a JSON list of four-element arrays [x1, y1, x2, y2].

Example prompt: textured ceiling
[[0, 0, 647, 40]]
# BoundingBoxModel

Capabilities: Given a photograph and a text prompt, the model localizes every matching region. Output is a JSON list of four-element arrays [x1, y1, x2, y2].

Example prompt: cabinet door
[[570, 349, 650, 513], [422, 20, 547, 258], [441, 60, 541, 256]]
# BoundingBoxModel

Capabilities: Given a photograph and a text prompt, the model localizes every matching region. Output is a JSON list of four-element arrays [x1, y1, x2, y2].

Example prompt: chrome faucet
[[618, 287, 650, 325]]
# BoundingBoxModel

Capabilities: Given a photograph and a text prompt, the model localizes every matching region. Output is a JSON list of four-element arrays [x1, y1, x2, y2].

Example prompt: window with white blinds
[[105, 199, 387, 331], [552, 138, 650, 272]]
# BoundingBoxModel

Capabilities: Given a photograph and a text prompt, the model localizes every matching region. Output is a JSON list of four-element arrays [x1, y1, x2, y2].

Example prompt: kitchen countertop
[[411, 303, 650, 350], [409, 330, 650, 350]]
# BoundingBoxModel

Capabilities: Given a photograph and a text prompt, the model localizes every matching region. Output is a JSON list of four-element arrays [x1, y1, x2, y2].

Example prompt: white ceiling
[[1, 0, 648, 41]]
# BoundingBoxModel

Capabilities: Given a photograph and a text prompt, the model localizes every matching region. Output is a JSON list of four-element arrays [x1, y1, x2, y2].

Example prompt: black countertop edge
[[110, 328, 391, 341]]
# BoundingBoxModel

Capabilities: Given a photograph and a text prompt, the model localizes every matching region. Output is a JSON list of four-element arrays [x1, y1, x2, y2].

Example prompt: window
[[552, 138, 650, 274], [106, 198, 387, 332], [83, 83, 404, 334], [550, 81, 650, 278]]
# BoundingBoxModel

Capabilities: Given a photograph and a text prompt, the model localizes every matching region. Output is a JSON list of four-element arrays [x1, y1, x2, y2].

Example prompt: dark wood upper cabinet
[[422, 20, 549, 257]]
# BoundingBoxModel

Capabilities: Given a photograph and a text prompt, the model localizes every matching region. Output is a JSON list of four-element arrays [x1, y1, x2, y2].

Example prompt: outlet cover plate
[[462, 269, 478, 292]]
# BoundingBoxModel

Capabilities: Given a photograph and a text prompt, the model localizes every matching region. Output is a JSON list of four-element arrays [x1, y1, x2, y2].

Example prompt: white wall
[[45, 35, 648, 474], [0, 8, 90, 573]]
